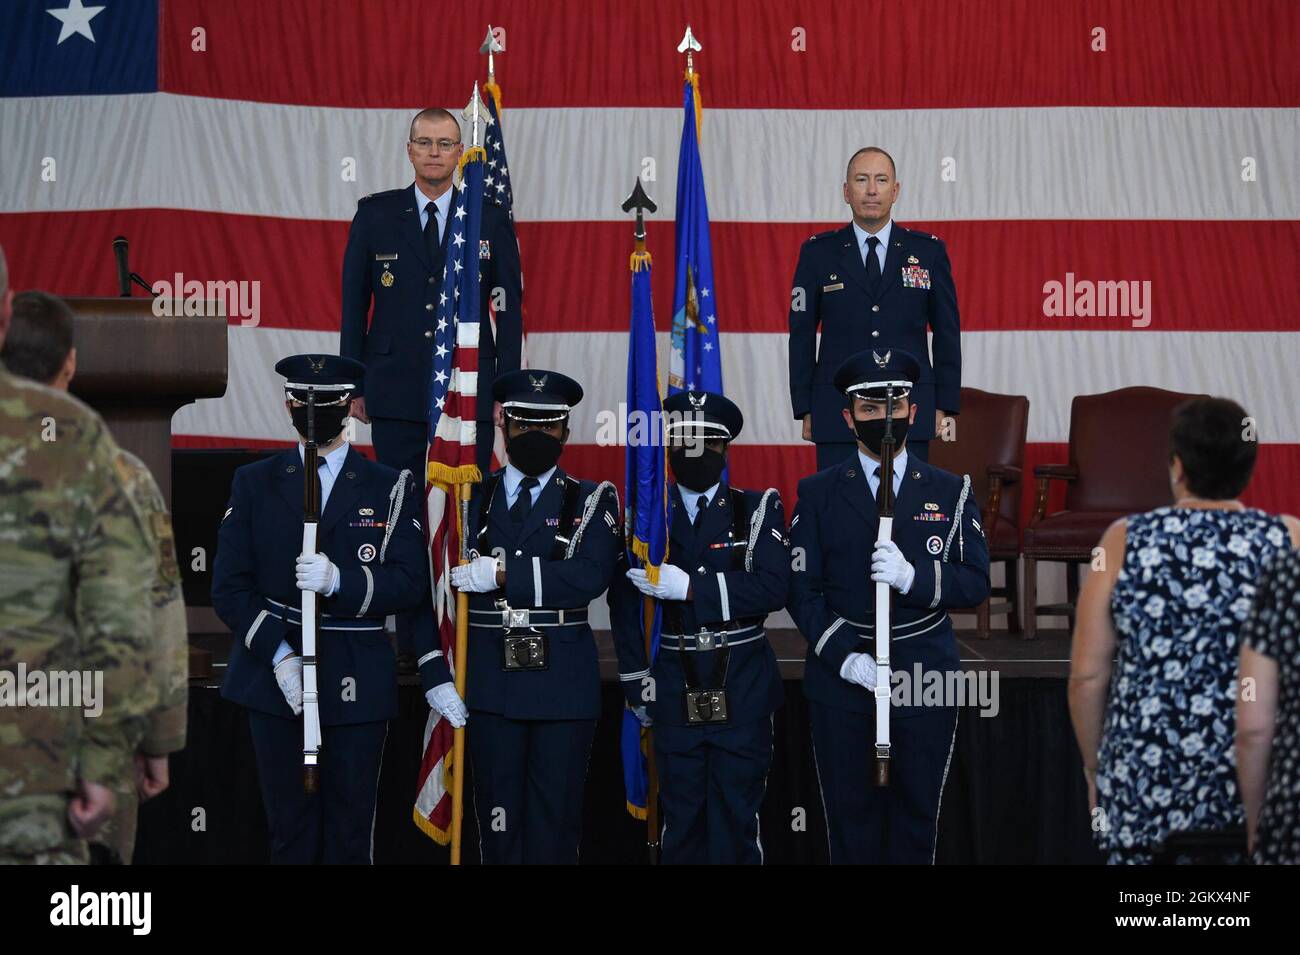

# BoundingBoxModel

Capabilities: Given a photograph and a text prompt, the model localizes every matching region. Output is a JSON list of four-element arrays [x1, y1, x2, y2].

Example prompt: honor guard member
[[432, 369, 622, 864], [788, 146, 961, 470], [211, 355, 429, 864], [609, 391, 789, 864], [787, 348, 989, 864]]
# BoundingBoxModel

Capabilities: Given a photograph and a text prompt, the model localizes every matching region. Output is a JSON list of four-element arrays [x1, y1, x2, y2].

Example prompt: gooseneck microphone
[[113, 235, 131, 297]]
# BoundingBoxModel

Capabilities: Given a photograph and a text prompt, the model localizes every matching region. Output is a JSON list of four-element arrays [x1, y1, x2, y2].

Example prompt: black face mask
[[291, 404, 349, 444], [853, 414, 910, 457], [507, 430, 564, 476], [670, 447, 726, 493]]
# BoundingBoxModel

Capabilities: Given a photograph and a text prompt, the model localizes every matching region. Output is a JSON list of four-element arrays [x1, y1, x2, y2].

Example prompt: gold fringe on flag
[[457, 145, 487, 177], [685, 68, 702, 141], [631, 535, 661, 586], [629, 249, 652, 272], [412, 804, 451, 844], [428, 461, 482, 487], [484, 80, 503, 115]]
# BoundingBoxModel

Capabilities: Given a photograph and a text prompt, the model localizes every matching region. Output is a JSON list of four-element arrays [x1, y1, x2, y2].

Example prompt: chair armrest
[[1033, 464, 1078, 481], [1031, 464, 1077, 523], [986, 464, 1023, 485]]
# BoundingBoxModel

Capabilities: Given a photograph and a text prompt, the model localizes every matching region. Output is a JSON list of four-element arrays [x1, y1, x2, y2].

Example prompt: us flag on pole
[[482, 81, 515, 217], [412, 140, 487, 844], [482, 75, 525, 471]]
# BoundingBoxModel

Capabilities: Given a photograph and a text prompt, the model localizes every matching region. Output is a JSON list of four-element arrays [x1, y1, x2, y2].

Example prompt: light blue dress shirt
[[297, 440, 351, 510], [852, 218, 893, 273], [503, 462, 557, 509], [414, 183, 453, 242], [678, 482, 720, 525], [859, 446, 909, 501]]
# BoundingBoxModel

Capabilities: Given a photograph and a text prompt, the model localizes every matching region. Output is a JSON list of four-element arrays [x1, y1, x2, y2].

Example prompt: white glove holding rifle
[[840, 652, 885, 691], [273, 652, 304, 715]]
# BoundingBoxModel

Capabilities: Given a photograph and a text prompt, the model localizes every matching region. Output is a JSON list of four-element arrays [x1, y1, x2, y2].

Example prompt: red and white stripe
[[2, 0, 1297, 544]]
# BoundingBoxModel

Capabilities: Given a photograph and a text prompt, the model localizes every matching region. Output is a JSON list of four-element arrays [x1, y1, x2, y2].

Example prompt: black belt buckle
[[503, 627, 548, 671], [684, 688, 729, 725]]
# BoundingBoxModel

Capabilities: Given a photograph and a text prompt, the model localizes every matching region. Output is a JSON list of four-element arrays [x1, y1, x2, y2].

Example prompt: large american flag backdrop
[[3, 1, 1298, 554]]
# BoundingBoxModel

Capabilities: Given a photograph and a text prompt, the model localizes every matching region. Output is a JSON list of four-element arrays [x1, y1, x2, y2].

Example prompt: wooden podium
[[66, 297, 228, 678], [65, 297, 227, 507]]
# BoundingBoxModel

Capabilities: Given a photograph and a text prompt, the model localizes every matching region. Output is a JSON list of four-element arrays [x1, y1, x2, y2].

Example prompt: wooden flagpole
[[450, 480, 471, 864], [642, 596, 660, 864]]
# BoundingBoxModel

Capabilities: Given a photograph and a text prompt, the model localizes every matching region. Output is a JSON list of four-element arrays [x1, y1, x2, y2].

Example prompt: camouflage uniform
[[93, 449, 189, 864], [0, 366, 158, 864]]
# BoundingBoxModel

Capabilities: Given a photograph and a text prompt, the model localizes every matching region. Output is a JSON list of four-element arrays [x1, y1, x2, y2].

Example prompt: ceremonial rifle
[[300, 388, 324, 793], [873, 389, 898, 787]]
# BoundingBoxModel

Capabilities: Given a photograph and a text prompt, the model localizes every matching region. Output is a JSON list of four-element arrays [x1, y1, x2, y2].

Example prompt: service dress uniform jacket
[[339, 184, 523, 428], [788, 223, 960, 465]]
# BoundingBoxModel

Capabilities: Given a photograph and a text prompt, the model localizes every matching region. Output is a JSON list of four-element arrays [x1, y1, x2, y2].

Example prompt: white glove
[[630, 705, 653, 728], [425, 682, 468, 728], [296, 552, 340, 595], [839, 652, 879, 690], [273, 654, 304, 715], [871, 539, 915, 594], [450, 556, 501, 593], [626, 564, 690, 602]]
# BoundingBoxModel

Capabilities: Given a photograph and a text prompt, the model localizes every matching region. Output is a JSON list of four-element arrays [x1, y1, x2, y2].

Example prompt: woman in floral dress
[[1070, 397, 1299, 864]]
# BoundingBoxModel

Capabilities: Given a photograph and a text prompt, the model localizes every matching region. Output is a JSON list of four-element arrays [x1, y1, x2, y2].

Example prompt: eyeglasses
[[409, 137, 461, 154]]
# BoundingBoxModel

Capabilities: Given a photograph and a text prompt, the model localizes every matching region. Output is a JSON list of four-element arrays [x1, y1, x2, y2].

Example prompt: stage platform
[[132, 621, 1096, 865]]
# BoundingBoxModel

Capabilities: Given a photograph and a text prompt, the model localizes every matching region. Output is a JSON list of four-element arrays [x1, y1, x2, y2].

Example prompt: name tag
[[374, 253, 398, 262], [822, 282, 844, 293]]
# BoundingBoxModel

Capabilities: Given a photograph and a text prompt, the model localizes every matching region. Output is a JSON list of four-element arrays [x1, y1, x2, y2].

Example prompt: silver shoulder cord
[[744, 488, 781, 572], [942, 474, 972, 563], [565, 480, 619, 558], [380, 468, 412, 564]]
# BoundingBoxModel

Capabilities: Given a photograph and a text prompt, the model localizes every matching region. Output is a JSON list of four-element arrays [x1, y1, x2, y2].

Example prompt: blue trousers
[[247, 711, 388, 864], [809, 701, 957, 864], [655, 716, 773, 865], [468, 711, 596, 864]]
